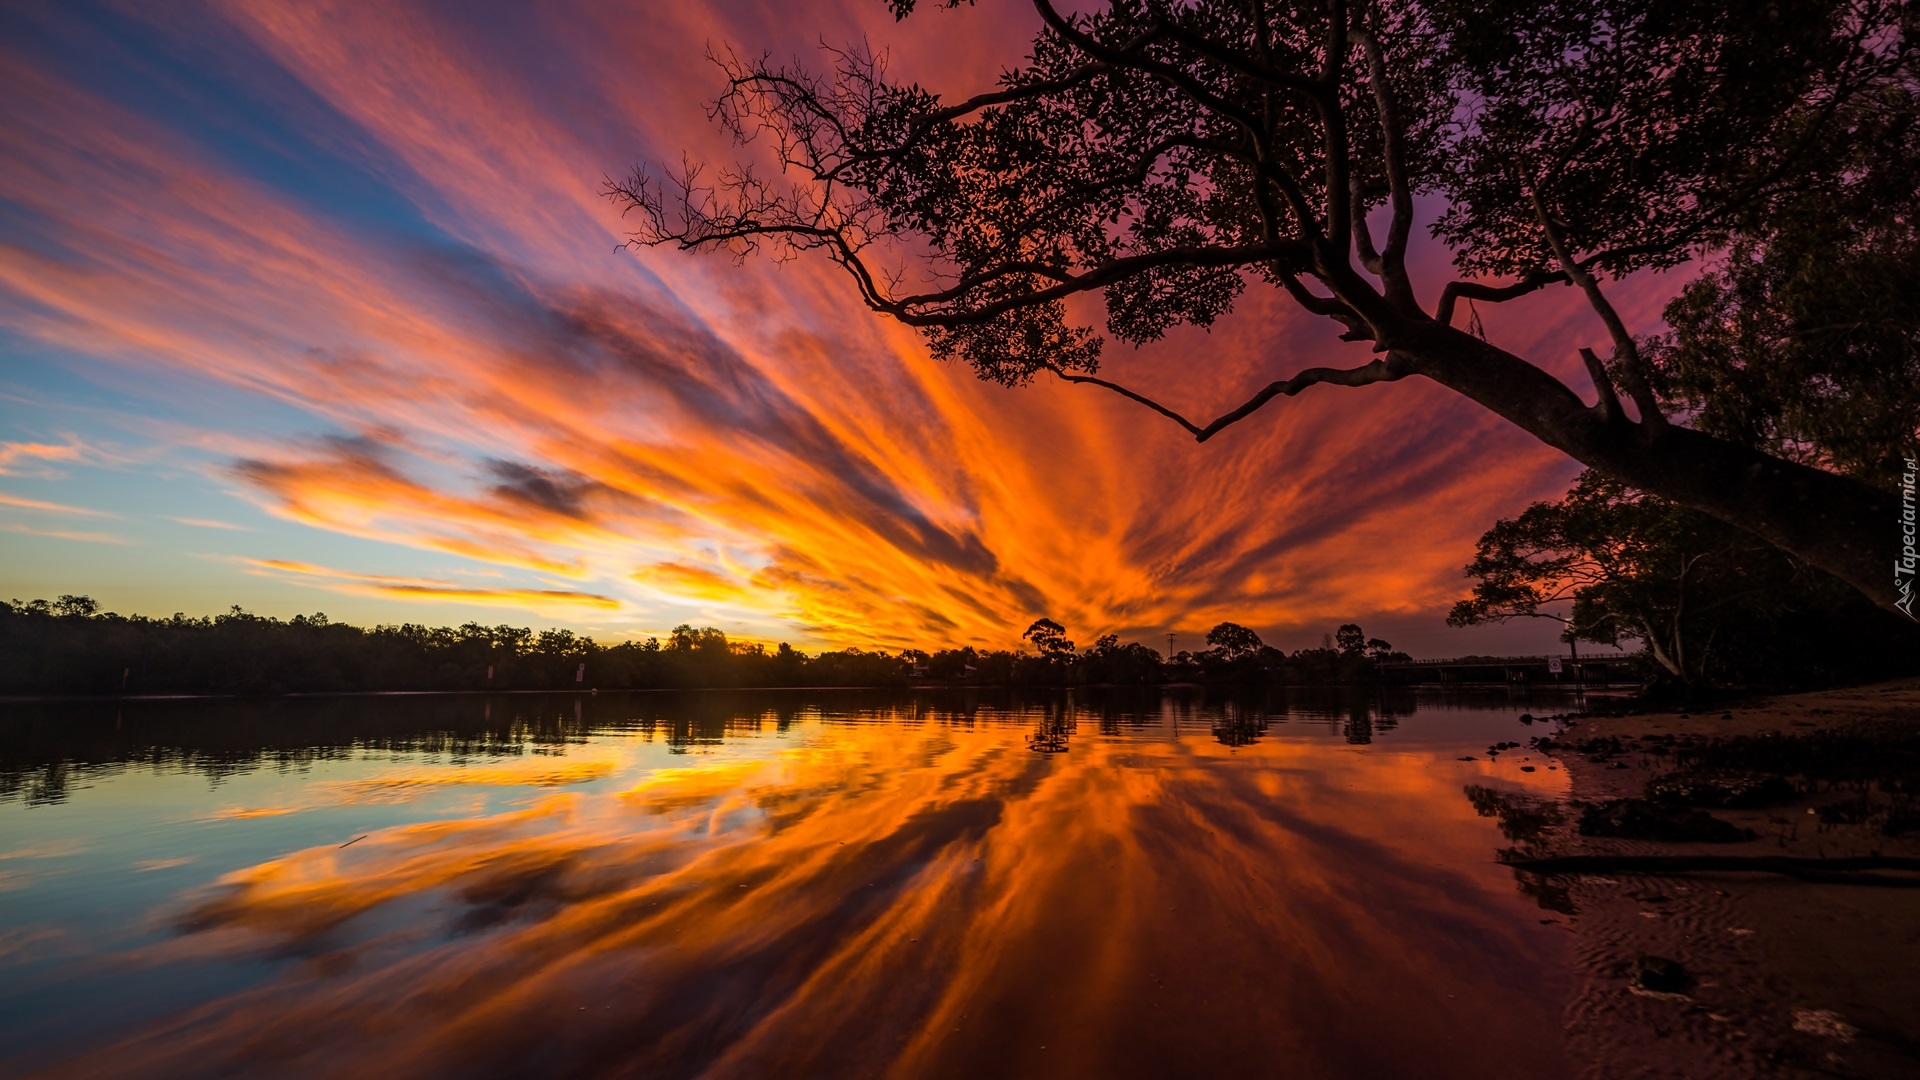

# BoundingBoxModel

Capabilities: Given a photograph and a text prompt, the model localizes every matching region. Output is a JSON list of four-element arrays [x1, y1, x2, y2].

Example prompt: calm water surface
[[1, 689, 1578, 1078]]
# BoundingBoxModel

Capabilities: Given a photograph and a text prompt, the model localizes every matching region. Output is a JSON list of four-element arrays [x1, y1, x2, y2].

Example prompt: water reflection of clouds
[[0, 840, 91, 891], [48, 722, 1569, 1079], [195, 752, 637, 821]]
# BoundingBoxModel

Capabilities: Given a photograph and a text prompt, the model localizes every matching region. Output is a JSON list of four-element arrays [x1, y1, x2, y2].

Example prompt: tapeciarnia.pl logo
[[1899, 457, 1918, 620]]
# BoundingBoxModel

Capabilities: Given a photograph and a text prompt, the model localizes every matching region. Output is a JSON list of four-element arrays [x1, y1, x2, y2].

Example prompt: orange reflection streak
[[62, 719, 1569, 1079], [0, 1, 1667, 648]]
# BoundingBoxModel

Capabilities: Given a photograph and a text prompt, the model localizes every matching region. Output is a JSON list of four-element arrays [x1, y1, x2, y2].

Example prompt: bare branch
[[1578, 347, 1621, 423], [1049, 352, 1413, 442], [1434, 269, 1569, 325], [887, 244, 1298, 326]]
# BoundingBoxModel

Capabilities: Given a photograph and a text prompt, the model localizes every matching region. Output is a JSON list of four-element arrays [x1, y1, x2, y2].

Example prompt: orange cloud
[[0, 439, 95, 477], [631, 560, 754, 603], [241, 558, 619, 611], [0, 3, 1632, 651]]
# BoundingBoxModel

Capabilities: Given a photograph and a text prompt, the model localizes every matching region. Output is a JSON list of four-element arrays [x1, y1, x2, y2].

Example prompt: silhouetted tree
[[613, 0, 1919, 612], [1079, 633, 1163, 683], [1022, 617, 1077, 659], [1335, 623, 1366, 656], [1205, 621, 1264, 661], [1449, 470, 1920, 685]]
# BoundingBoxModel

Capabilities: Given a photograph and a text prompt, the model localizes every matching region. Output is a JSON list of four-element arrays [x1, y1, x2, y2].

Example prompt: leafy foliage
[[1430, 0, 1900, 277], [1649, 173, 1920, 483]]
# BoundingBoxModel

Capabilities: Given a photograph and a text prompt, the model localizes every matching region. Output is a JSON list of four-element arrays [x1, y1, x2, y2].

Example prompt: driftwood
[[1501, 855, 1920, 887]]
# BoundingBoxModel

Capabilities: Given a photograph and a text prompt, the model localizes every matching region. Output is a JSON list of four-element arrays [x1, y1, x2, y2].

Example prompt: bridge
[[1376, 654, 1635, 686]]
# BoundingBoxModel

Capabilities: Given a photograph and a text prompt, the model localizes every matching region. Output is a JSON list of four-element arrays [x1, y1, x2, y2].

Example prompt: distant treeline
[[0, 597, 1409, 696]]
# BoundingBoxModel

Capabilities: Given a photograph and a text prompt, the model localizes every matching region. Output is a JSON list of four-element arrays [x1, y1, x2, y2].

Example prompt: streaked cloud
[[0, 1, 1644, 649], [1, 523, 133, 544], [0, 439, 94, 478], [240, 558, 620, 612], [0, 492, 111, 516]]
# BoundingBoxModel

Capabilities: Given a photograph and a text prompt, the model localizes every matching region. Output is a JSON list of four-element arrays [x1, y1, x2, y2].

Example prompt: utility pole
[[1166, 632, 1177, 659]]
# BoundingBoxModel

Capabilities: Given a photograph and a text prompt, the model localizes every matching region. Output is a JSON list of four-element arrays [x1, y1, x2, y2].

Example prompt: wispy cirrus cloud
[[239, 557, 618, 611], [1, 523, 133, 544], [0, 439, 96, 478], [0, 492, 112, 516]]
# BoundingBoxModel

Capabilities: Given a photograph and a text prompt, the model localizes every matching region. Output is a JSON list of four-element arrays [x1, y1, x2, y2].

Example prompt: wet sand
[[1533, 680, 1920, 1078]]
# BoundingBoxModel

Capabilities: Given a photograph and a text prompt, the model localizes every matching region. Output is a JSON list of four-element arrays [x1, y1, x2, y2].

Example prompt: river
[[1, 688, 1580, 1078]]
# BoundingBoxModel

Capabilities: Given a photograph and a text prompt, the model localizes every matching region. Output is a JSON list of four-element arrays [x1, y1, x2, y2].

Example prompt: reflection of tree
[[1211, 708, 1268, 748], [1027, 706, 1074, 754], [1464, 785, 1574, 914], [0, 691, 922, 804], [1342, 704, 1373, 745]]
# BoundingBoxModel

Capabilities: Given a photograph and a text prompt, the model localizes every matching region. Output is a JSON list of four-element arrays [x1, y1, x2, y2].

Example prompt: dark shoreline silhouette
[[2, 596, 1406, 697]]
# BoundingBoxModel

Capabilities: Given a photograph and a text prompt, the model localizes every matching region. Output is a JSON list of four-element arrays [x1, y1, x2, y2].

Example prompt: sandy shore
[[1518, 680, 1920, 1078]]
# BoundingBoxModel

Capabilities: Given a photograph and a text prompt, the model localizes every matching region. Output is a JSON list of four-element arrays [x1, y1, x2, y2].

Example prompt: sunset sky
[[0, 0, 1676, 656]]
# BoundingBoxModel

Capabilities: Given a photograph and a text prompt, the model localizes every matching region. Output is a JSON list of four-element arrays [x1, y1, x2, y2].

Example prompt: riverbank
[[1536, 679, 1920, 1078]]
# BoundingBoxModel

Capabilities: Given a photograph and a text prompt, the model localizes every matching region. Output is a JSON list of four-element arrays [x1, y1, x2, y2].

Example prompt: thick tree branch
[[1353, 23, 1415, 310], [1579, 347, 1622, 423], [1350, 170, 1384, 274], [1534, 191, 1666, 427]]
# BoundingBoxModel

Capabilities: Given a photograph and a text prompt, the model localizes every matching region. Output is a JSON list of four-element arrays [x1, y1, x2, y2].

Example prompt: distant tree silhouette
[[0, 599, 1444, 693], [1022, 617, 1077, 659], [1205, 621, 1263, 661], [1079, 633, 1163, 683], [612, 0, 1919, 613], [1335, 624, 1366, 656]]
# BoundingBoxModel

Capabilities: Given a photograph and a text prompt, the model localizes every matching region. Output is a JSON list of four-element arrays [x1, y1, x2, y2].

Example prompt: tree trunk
[[1395, 322, 1907, 618], [1639, 624, 1686, 680]]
